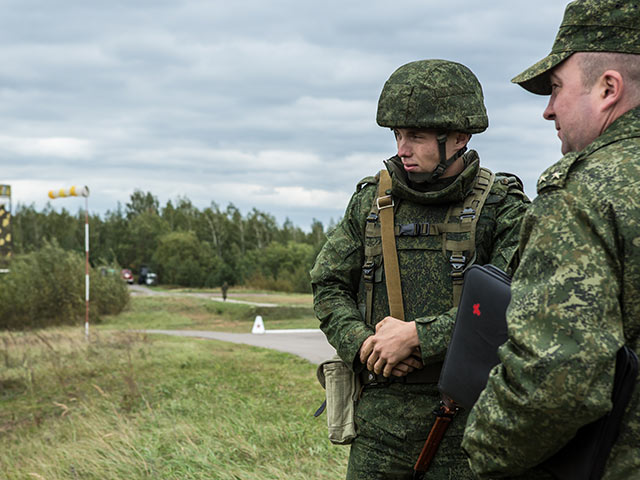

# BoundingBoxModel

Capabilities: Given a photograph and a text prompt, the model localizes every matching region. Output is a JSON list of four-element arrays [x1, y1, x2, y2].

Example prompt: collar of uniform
[[537, 105, 640, 193], [584, 105, 640, 157], [385, 151, 480, 205]]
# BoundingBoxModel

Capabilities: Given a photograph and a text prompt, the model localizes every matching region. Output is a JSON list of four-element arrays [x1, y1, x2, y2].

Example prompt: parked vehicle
[[121, 268, 134, 284], [145, 272, 158, 286]]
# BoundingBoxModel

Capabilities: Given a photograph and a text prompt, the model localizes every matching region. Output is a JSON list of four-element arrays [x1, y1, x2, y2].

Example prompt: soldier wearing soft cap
[[463, 1, 640, 478]]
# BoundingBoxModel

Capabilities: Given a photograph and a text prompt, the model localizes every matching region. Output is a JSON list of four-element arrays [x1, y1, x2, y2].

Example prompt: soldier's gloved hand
[[361, 317, 420, 377]]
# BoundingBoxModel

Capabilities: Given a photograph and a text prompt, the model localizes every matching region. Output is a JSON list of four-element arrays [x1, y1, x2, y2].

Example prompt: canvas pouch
[[316, 355, 360, 445]]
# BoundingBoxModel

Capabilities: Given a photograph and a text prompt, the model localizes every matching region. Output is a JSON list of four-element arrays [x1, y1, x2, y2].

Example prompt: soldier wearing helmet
[[463, 1, 640, 479], [310, 59, 529, 479]]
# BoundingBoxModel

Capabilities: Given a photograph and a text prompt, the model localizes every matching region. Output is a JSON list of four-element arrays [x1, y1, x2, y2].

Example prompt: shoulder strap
[[378, 170, 404, 320], [443, 167, 495, 306]]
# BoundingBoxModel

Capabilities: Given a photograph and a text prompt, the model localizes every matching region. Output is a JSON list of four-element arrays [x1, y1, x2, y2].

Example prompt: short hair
[[577, 52, 640, 101]]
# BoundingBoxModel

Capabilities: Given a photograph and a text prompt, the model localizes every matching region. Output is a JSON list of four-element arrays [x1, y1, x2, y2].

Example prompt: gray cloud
[[2, 0, 569, 228]]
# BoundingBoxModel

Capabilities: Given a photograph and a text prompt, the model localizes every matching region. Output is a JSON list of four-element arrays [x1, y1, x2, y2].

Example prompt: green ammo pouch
[[315, 355, 361, 445]]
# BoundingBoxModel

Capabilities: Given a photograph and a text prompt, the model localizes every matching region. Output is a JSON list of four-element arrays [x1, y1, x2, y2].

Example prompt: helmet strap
[[432, 132, 467, 180], [405, 132, 468, 184], [431, 133, 450, 180]]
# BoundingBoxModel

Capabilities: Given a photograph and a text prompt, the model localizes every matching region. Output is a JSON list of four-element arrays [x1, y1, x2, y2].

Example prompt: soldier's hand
[[389, 353, 424, 377], [365, 317, 420, 377], [358, 335, 376, 365], [362, 339, 423, 376]]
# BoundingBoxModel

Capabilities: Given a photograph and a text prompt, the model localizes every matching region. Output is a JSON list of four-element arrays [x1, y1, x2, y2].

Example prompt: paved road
[[143, 329, 336, 364], [133, 285, 334, 364]]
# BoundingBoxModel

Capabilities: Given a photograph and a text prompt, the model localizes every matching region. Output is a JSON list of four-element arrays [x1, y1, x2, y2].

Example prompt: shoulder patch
[[536, 152, 582, 193], [486, 172, 529, 204], [495, 172, 525, 192], [356, 172, 380, 193]]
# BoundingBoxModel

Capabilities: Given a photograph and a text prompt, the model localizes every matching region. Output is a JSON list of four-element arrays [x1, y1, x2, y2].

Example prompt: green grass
[[0, 327, 347, 479], [148, 287, 313, 306], [103, 295, 318, 333]]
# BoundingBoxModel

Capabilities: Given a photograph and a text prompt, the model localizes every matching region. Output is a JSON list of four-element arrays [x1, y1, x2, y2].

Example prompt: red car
[[121, 268, 134, 284]]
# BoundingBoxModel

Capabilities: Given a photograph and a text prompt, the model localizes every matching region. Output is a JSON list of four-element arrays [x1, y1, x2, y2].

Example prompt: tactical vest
[[361, 167, 495, 326]]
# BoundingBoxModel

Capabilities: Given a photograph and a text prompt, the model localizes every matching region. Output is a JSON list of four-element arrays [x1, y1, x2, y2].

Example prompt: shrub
[[0, 242, 129, 329], [91, 263, 130, 316]]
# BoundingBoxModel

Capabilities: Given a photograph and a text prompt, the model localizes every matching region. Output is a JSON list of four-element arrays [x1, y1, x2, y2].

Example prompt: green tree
[[126, 190, 159, 219], [126, 210, 170, 272], [153, 231, 211, 287], [242, 241, 315, 292], [11, 191, 326, 292]]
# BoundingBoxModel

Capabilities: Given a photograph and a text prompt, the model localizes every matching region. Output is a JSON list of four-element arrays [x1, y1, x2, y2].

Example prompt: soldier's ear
[[598, 70, 623, 111], [453, 132, 471, 149]]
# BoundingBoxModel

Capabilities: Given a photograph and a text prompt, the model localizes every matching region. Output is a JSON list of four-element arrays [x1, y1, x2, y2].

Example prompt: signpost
[[48, 186, 91, 340]]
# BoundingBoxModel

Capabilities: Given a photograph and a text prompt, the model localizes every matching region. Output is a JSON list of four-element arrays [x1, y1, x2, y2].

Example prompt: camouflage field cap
[[513, 0, 640, 95], [376, 59, 488, 134]]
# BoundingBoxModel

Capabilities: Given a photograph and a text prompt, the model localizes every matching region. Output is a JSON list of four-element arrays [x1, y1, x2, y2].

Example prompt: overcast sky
[[1, 0, 569, 229]]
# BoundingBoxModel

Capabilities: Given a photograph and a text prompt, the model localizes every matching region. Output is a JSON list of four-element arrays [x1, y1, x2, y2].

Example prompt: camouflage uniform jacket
[[311, 153, 529, 372], [463, 107, 640, 479]]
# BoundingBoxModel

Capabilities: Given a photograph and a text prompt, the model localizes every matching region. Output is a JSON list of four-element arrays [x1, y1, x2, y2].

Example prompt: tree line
[[11, 190, 333, 293]]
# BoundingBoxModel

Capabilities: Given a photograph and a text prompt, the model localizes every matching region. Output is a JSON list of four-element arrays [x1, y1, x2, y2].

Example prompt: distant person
[[138, 266, 149, 285], [463, 1, 640, 478], [310, 59, 529, 479], [221, 281, 229, 301]]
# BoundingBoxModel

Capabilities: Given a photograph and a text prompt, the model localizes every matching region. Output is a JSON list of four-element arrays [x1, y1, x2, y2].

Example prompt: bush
[[92, 263, 130, 316], [0, 242, 129, 329]]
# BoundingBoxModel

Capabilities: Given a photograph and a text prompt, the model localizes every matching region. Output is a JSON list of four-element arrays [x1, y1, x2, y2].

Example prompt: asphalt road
[[132, 285, 336, 364], [143, 329, 336, 365]]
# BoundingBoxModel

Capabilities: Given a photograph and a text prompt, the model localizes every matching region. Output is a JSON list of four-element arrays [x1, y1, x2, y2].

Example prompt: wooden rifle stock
[[413, 397, 459, 479]]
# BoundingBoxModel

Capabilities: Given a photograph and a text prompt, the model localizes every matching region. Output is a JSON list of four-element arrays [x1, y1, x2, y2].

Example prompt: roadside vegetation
[[0, 242, 129, 329], [0, 297, 346, 479]]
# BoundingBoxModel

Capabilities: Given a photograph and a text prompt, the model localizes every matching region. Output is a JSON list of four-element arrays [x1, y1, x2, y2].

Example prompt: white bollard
[[252, 315, 265, 334]]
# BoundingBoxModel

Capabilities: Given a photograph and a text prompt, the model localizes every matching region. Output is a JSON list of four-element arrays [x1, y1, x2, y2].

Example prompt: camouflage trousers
[[346, 382, 474, 480]]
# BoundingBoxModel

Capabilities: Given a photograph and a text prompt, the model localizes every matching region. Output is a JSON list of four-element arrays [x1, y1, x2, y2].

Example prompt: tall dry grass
[[0, 327, 347, 479]]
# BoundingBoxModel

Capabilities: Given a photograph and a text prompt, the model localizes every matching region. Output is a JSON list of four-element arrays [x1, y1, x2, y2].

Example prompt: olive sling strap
[[377, 169, 404, 320], [379, 170, 458, 480], [314, 170, 405, 446]]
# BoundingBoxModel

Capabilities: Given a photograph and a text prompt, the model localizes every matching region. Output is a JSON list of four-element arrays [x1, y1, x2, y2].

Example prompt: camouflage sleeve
[[310, 187, 375, 369], [462, 188, 623, 478], [485, 178, 531, 275], [414, 182, 530, 363]]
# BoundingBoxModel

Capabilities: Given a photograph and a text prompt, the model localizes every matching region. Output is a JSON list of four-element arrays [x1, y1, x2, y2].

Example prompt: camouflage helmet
[[376, 59, 488, 134], [513, 0, 640, 95]]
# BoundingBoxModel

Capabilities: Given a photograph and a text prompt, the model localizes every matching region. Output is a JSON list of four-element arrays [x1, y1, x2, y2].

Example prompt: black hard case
[[438, 264, 511, 410], [438, 264, 638, 480]]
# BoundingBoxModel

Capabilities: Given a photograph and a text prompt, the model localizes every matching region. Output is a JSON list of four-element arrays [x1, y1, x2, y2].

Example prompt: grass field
[[0, 293, 348, 479], [104, 291, 317, 333], [151, 287, 313, 307]]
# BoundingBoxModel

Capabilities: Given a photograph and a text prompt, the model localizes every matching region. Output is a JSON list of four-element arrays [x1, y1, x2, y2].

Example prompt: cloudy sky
[[1, 0, 569, 229]]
